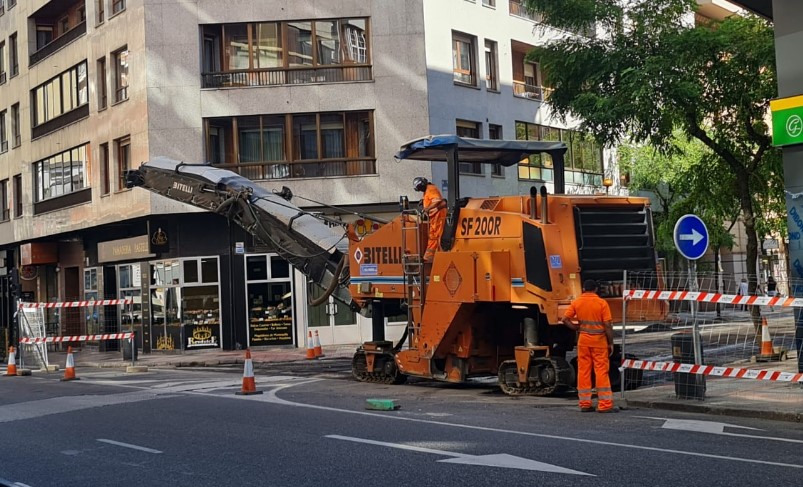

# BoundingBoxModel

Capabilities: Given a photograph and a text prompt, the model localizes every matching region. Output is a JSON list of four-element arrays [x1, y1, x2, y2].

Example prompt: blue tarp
[[395, 135, 567, 166]]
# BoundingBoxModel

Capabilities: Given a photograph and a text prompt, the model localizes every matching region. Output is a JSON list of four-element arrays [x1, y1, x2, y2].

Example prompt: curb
[[625, 399, 803, 423]]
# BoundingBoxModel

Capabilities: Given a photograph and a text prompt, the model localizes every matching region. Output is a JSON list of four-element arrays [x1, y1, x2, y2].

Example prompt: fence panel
[[621, 271, 802, 408]]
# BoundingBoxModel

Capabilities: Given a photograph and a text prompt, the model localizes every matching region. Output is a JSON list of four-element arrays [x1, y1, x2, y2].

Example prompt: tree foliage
[[523, 0, 781, 289]]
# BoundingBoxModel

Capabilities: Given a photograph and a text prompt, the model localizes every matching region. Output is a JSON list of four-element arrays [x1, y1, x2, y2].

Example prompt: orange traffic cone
[[61, 346, 79, 381], [4, 346, 17, 376], [305, 331, 316, 360], [759, 318, 774, 356], [313, 330, 325, 358], [235, 349, 262, 395]]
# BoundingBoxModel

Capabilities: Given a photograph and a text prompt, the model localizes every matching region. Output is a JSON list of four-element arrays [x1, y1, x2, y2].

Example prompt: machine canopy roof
[[396, 135, 567, 166]]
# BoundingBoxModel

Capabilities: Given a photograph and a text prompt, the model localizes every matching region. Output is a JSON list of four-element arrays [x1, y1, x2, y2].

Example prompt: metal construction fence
[[620, 271, 803, 407]]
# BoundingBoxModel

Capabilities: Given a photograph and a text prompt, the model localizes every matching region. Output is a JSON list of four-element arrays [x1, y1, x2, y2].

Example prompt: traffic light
[[8, 267, 20, 299]]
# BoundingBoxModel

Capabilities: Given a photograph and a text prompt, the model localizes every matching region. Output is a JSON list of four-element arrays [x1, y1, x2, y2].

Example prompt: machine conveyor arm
[[125, 157, 353, 307]]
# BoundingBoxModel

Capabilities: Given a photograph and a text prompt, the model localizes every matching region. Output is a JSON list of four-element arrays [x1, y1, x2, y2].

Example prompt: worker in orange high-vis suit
[[413, 177, 446, 262], [561, 279, 618, 413]]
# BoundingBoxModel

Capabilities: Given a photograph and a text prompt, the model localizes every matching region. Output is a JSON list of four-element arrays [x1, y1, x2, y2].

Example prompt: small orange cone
[[235, 349, 262, 395], [61, 346, 79, 381], [4, 346, 18, 376], [759, 318, 773, 356], [305, 331, 316, 360], [313, 330, 325, 358]]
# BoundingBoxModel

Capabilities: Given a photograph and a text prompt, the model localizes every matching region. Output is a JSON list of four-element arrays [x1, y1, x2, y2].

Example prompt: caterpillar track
[[352, 350, 407, 385], [497, 356, 575, 396]]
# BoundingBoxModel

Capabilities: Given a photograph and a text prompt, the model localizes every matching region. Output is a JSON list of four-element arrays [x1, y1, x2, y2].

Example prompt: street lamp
[[602, 177, 614, 195]]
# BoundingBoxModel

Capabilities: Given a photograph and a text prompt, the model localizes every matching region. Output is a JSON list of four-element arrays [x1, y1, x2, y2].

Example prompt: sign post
[[673, 214, 709, 367]]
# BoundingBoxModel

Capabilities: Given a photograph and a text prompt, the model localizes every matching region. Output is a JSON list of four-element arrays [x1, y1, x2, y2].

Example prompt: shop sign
[[235, 242, 245, 255], [185, 324, 220, 349], [249, 305, 293, 346], [98, 235, 154, 263], [762, 239, 779, 250], [770, 94, 803, 147]]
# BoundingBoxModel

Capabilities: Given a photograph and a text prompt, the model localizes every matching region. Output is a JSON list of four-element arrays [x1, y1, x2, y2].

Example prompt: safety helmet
[[413, 177, 429, 192]]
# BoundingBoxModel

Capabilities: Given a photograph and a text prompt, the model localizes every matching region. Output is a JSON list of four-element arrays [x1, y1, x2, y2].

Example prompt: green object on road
[[365, 398, 400, 411]]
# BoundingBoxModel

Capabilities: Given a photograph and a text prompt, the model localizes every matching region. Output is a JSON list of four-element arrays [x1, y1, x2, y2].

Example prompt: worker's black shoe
[[579, 407, 594, 413], [597, 407, 620, 414]]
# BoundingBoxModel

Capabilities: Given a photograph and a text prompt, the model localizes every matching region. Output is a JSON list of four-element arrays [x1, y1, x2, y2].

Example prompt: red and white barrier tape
[[18, 299, 132, 309], [622, 358, 803, 383], [625, 289, 803, 308], [19, 333, 134, 344]]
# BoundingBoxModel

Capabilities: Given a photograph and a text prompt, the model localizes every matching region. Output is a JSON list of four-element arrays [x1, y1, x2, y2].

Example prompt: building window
[[516, 121, 603, 184], [483, 0, 496, 7], [97, 0, 105, 24], [201, 19, 370, 88], [452, 31, 477, 86], [484, 40, 498, 91], [113, 48, 128, 102], [456, 120, 482, 174], [8, 0, 14, 9], [97, 57, 107, 109], [36, 26, 54, 51], [33, 143, 90, 202], [0, 110, 6, 153], [112, 0, 125, 15], [100, 142, 110, 195], [9, 32, 18, 77], [0, 180, 8, 222], [32, 62, 89, 128], [512, 41, 551, 100], [13, 174, 21, 217], [11, 103, 19, 148], [489, 124, 503, 176], [0, 41, 5, 84], [116, 136, 130, 190], [205, 110, 375, 180]]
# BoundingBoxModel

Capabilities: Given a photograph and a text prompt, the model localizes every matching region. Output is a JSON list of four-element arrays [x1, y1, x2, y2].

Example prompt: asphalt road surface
[[2, 361, 802, 487]]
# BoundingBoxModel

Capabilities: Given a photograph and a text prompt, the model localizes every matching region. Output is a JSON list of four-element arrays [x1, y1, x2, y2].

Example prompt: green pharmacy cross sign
[[771, 95, 803, 147]]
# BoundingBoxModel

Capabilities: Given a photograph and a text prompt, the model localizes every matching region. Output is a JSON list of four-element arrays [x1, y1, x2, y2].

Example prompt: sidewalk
[[43, 344, 359, 368], [11, 345, 803, 423]]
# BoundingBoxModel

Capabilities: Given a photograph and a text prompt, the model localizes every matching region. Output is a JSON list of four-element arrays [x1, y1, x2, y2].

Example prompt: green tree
[[522, 0, 781, 296]]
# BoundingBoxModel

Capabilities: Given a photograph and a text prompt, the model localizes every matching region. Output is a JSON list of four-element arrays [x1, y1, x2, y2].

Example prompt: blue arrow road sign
[[674, 214, 709, 260]]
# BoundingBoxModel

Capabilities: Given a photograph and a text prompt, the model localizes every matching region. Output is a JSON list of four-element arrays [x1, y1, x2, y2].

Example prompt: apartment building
[[0, 0, 613, 354]]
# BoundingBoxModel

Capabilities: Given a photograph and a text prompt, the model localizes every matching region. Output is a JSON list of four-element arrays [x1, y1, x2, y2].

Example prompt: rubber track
[[351, 351, 407, 385], [498, 357, 574, 396]]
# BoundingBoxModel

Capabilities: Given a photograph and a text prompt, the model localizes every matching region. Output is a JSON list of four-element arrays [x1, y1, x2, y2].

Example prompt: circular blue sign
[[673, 214, 709, 260]]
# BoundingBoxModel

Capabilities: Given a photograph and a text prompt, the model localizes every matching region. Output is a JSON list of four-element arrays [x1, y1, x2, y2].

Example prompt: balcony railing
[[202, 65, 372, 89], [513, 81, 551, 101], [509, 1, 543, 22], [30, 21, 87, 67], [212, 158, 376, 180]]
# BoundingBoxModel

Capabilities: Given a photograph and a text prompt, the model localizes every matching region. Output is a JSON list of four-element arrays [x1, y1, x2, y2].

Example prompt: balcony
[[509, 0, 543, 22], [212, 158, 376, 180], [202, 65, 372, 89], [513, 81, 551, 101], [30, 21, 87, 67]]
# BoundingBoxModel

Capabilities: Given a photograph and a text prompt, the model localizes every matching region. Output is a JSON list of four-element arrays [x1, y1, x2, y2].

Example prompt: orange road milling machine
[[127, 135, 665, 396]]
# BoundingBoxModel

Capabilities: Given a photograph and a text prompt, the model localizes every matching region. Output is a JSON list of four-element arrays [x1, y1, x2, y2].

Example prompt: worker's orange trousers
[[424, 214, 445, 261], [576, 345, 614, 411]]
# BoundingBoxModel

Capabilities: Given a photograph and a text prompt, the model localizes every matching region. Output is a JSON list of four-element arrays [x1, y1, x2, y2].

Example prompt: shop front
[[149, 257, 222, 351], [245, 254, 295, 347]]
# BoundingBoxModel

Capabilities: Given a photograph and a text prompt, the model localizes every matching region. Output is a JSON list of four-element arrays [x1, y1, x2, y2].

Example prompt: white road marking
[[221, 381, 803, 470], [97, 439, 162, 454], [638, 416, 803, 445], [327, 434, 592, 475]]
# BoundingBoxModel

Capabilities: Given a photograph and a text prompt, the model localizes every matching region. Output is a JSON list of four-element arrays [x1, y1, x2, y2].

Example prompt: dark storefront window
[[150, 257, 221, 351], [246, 254, 294, 346]]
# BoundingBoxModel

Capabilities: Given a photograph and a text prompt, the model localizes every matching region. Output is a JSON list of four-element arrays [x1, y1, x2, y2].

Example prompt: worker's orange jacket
[[423, 184, 446, 253], [563, 291, 612, 348]]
